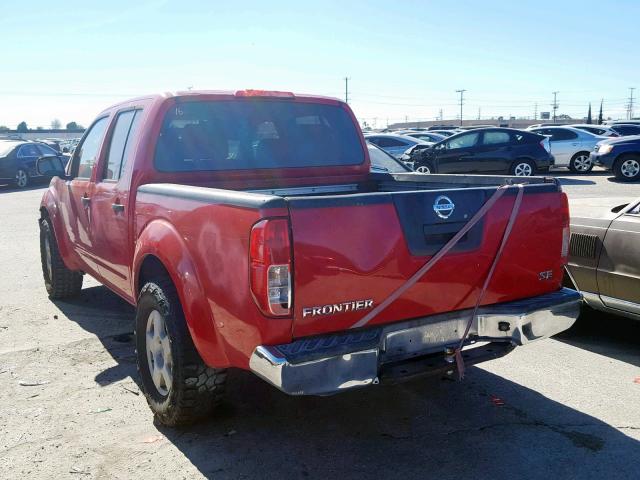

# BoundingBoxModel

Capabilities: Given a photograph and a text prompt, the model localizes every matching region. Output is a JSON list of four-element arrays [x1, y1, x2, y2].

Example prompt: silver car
[[528, 126, 607, 173], [395, 130, 447, 143], [364, 133, 428, 159]]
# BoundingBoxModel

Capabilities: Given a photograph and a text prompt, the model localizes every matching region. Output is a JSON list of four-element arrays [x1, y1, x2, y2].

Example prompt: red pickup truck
[[38, 90, 581, 426]]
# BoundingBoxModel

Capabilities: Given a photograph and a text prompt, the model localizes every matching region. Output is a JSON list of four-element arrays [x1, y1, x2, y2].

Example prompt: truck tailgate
[[287, 185, 568, 338]]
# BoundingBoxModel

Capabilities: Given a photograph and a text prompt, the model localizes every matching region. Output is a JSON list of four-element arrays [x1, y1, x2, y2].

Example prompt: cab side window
[[103, 110, 142, 181], [75, 117, 109, 179]]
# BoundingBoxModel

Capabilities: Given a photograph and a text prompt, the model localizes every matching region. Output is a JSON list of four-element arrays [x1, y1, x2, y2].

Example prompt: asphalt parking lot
[[0, 171, 639, 479]]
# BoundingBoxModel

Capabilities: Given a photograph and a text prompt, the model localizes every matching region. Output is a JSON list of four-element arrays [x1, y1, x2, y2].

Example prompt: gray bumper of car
[[249, 288, 582, 396], [590, 152, 614, 168]]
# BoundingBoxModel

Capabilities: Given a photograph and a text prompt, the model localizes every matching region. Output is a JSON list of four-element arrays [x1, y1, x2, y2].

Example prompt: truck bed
[[138, 172, 568, 341]]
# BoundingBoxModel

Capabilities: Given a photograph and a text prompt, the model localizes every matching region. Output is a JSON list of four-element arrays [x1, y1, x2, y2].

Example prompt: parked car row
[[368, 123, 640, 181]]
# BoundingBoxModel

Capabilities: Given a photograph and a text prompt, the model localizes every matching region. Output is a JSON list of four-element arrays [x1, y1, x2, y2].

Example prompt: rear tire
[[136, 277, 227, 426], [39, 218, 83, 299], [14, 168, 29, 188], [510, 159, 535, 176], [569, 152, 593, 173], [613, 155, 640, 182]]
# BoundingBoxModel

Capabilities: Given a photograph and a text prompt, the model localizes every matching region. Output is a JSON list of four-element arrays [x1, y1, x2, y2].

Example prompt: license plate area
[[381, 316, 475, 363]]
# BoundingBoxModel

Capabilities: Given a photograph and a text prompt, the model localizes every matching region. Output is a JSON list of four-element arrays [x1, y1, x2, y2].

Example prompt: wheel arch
[[39, 197, 83, 271], [613, 150, 640, 166], [133, 220, 230, 368]]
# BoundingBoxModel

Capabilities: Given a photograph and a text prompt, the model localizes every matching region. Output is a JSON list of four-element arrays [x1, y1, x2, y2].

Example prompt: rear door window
[[549, 129, 578, 141], [155, 100, 364, 171], [482, 131, 510, 145], [17, 144, 41, 158], [103, 109, 142, 181]]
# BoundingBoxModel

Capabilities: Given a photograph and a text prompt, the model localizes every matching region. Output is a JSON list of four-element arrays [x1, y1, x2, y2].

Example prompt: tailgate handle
[[424, 222, 468, 247]]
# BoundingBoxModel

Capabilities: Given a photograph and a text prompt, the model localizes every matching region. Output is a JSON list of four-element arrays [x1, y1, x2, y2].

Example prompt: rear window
[[154, 100, 364, 172]]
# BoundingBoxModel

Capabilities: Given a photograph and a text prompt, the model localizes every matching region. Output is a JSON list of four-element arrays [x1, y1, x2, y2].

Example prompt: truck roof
[[99, 90, 343, 115]]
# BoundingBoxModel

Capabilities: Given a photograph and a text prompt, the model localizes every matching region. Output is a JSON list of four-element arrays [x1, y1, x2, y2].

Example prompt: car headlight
[[598, 144, 613, 154]]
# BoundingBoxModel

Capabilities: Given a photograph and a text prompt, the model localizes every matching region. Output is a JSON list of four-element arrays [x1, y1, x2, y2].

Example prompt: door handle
[[81, 196, 90, 207], [111, 203, 125, 213]]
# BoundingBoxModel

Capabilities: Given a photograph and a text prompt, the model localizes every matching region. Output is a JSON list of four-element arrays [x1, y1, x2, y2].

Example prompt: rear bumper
[[249, 288, 581, 395]]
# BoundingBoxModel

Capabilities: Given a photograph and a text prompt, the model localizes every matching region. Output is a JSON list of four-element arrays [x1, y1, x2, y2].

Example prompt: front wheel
[[39, 218, 83, 298], [136, 277, 227, 426], [613, 155, 640, 182], [14, 168, 29, 188], [414, 161, 434, 174], [569, 152, 593, 173], [510, 160, 535, 177]]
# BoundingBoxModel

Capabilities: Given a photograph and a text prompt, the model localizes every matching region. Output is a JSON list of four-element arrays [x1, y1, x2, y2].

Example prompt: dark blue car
[[590, 135, 640, 182], [0, 140, 65, 188]]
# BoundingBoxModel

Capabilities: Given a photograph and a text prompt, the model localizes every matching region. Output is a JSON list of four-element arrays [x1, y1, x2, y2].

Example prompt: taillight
[[540, 137, 551, 153], [560, 193, 570, 262], [249, 219, 292, 317]]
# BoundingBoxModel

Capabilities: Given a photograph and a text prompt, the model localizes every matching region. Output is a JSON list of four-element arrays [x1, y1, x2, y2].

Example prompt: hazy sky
[[1, 0, 638, 129]]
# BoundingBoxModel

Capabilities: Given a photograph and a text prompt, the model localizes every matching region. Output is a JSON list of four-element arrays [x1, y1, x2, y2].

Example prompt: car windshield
[[367, 143, 409, 172], [154, 99, 365, 171]]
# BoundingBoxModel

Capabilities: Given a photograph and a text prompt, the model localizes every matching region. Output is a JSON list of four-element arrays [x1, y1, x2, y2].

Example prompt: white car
[[528, 126, 608, 173]]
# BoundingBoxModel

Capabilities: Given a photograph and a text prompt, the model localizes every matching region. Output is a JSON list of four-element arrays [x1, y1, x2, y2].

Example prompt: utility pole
[[552, 92, 559, 123], [439, 109, 443, 122], [456, 89, 466, 126], [477, 107, 481, 120], [534, 102, 538, 120], [344, 77, 350, 103], [627, 87, 635, 120]]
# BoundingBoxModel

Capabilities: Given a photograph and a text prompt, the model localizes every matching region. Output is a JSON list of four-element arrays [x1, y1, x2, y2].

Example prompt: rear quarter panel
[[134, 191, 292, 369]]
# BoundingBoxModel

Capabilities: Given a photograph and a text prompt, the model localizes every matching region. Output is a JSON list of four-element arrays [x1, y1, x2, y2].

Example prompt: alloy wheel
[[416, 165, 431, 174], [15, 170, 28, 188], [514, 163, 533, 176], [146, 309, 173, 396], [573, 154, 592, 172], [620, 159, 640, 178]]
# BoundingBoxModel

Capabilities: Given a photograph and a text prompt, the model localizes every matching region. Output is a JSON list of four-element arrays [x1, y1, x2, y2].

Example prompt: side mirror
[[62, 147, 69, 153], [36, 155, 67, 178]]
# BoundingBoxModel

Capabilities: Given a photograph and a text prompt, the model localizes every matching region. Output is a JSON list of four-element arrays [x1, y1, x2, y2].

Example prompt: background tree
[[51, 118, 62, 129], [16, 121, 28, 132], [66, 121, 83, 130], [0, 125, 9, 132], [598, 99, 604, 125]]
